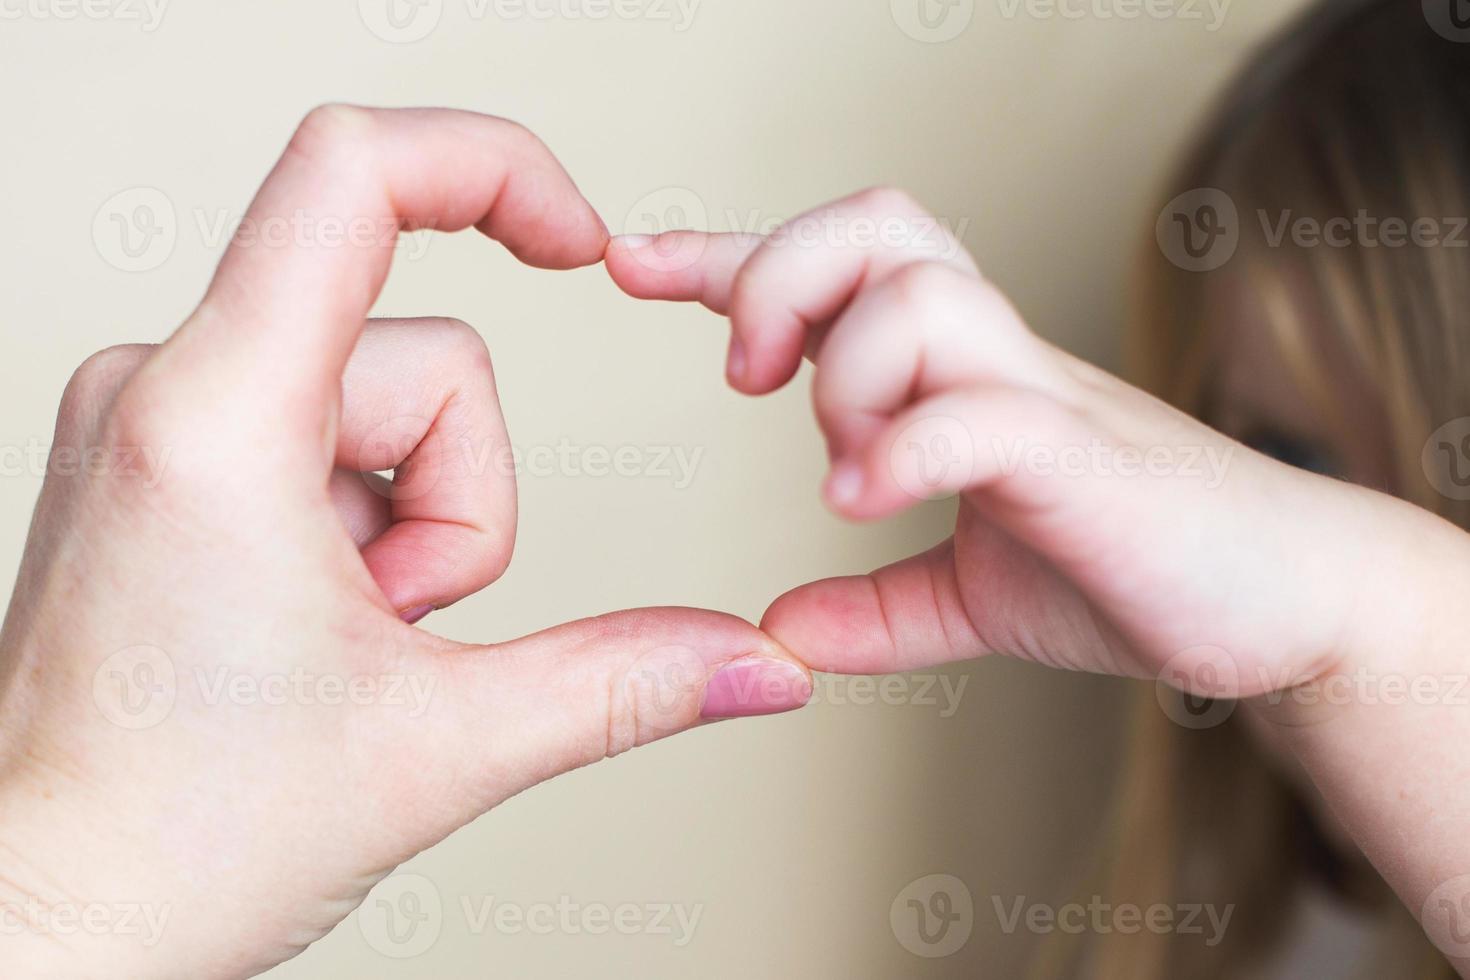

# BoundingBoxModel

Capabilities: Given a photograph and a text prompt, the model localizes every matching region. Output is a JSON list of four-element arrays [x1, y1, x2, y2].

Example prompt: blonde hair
[[1040, 1, 1470, 976]]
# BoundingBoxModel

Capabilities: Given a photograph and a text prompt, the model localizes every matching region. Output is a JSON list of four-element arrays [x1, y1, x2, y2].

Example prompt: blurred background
[[0, 0, 1313, 975]]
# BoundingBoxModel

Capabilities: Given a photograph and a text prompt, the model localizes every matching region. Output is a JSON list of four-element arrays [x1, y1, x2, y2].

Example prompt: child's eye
[[1242, 428, 1341, 478]]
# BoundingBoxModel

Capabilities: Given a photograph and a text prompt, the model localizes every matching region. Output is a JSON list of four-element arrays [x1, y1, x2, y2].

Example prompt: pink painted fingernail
[[701, 658, 812, 719], [400, 604, 435, 625]]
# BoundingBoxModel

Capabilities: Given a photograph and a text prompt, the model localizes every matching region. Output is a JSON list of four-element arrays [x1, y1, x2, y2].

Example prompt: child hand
[[606, 187, 1457, 701]]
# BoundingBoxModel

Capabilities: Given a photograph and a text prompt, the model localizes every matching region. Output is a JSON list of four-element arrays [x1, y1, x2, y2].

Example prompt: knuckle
[[58, 344, 155, 429], [49, 350, 197, 497], [604, 639, 704, 760], [476, 542, 515, 588], [727, 241, 786, 331], [421, 317, 496, 381], [725, 277, 767, 343], [424, 316, 488, 354], [852, 185, 923, 218], [102, 371, 177, 451], [727, 258, 762, 323], [965, 276, 1031, 336], [602, 670, 641, 761], [489, 116, 561, 170], [453, 524, 515, 592], [887, 261, 969, 317], [288, 103, 375, 165], [604, 670, 675, 760], [101, 383, 211, 499], [491, 116, 539, 153], [888, 263, 1030, 342]]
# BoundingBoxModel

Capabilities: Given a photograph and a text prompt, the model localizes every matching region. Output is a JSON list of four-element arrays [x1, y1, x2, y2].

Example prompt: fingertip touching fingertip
[[610, 234, 654, 251]]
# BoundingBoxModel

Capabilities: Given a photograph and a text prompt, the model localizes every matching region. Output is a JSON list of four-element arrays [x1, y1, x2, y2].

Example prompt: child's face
[[1208, 286, 1393, 858], [1207, 285, 1396, 495]]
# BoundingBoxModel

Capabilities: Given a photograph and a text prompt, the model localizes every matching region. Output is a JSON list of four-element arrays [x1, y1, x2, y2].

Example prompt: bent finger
[[607, 187, 977, 394], [161, 106, 607, 450], [335, 317, 517, 620]]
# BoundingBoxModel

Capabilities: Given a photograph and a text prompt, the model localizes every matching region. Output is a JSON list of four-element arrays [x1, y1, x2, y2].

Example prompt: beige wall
[[0, 0, 1311, 975]]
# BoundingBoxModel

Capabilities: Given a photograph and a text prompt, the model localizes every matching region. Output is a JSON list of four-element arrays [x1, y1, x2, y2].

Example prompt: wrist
[[1248, 490, 1470, 728]]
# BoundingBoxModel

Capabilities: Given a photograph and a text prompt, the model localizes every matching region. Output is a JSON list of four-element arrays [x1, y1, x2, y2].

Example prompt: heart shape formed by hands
[[5, 103, 1446, 980]]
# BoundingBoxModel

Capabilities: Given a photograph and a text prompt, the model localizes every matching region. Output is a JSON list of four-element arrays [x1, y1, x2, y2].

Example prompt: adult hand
[[0, 106, 810, 980]]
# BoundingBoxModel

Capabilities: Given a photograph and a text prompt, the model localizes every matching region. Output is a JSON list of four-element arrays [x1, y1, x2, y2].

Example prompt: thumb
[[413, 608, 812, 815]]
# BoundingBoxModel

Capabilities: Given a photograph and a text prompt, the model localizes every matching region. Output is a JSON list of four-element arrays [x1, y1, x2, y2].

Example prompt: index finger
[[171, 105, 608, 404], [606, 188, 977, 394], [604, 230, 759, 314]]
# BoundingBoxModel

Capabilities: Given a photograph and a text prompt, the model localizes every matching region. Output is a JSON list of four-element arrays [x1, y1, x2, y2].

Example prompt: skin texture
[[0, 107, 812, 979], [605, 189, 1470, 974], [6, 108, 1470, 975]]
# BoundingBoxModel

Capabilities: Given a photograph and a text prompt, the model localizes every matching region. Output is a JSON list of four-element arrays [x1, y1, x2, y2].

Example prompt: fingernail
[[825, 462, 864, 508], [701, 658, 812, 720], [400, 604, 435, 625], [727, 337, 748, 383], [616, 234, 655, 249]]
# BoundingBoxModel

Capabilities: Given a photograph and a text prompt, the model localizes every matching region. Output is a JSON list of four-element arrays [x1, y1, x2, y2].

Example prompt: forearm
[[1248, 494, 1470, 972]]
